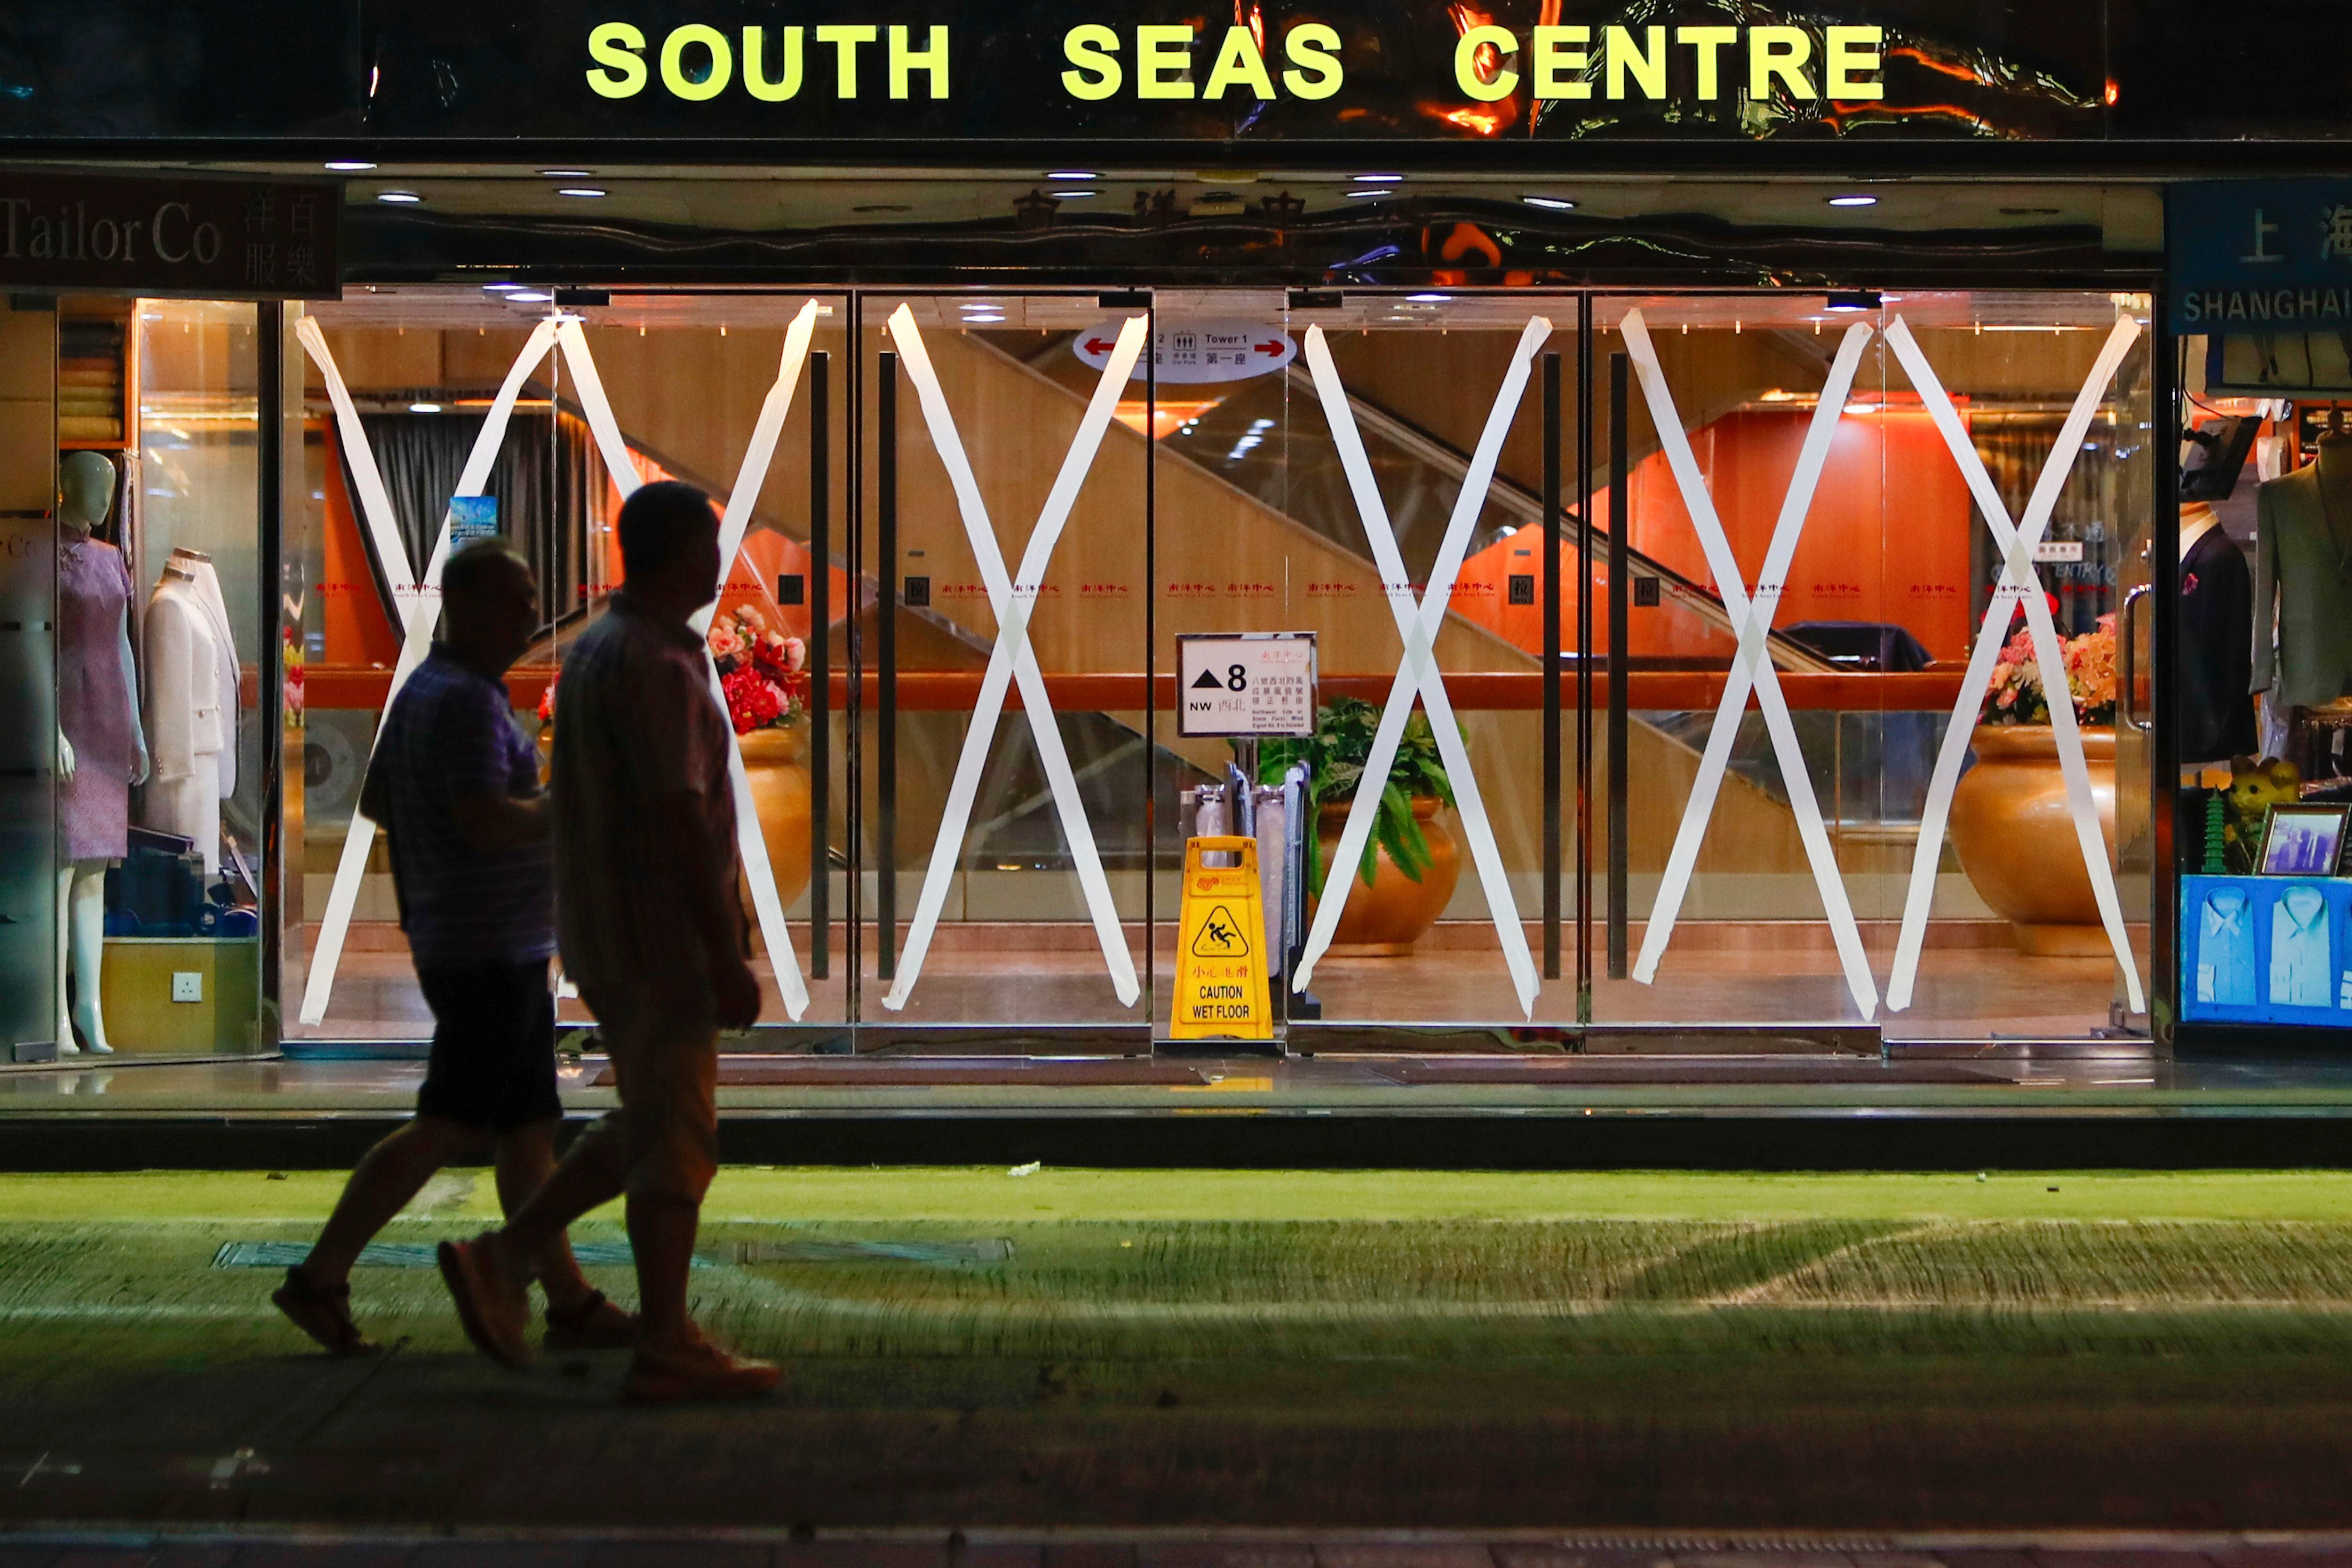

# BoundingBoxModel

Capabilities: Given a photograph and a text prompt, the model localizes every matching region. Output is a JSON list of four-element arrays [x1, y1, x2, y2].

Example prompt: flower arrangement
[[709, 605, 808, 735], [1980, 613, 2118, 727]]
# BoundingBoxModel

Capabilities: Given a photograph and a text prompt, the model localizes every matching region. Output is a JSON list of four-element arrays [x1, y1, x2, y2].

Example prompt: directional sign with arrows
[[1073, 318, 1296, 383]]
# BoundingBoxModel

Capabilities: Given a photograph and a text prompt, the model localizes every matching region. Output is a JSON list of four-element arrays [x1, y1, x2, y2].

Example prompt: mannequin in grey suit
[[2253, 434, 2352, 711]]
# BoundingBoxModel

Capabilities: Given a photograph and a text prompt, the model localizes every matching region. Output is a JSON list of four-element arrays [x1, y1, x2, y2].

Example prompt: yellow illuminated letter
[[1456, 24, 1518, 102], [1531, 26, 1589, 100], [815, 24, 878, 97], [1136, 24, 1196, 99], [890, 24, 948, 99], [1677, 25, 1738, 99], [586, 23, 647, 99], [743, 26, 803, 102], [660, 23, 731, 101], [1749, 26, 1815, 99], [1204, 26, 1276, 99], [1825, 26, 1883, 99], [1063, 24, 1121, 99], [1606, 25, 1666, 99], [1281, 24, 1343, 99]]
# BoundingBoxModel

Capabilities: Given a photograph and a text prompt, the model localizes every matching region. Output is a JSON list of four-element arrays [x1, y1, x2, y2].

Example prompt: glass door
[[1147, 290, 1583, 1041], [1586, 290, 2154, 1043], [286, 287, 850, 1043], [856, 293, 1154, 1049]]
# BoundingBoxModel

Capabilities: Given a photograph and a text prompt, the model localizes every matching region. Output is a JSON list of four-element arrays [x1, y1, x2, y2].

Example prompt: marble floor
[[275, 920, 2138, 1044]]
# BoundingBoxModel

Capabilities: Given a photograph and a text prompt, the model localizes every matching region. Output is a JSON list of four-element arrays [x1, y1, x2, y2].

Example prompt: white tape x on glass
[[1619, 310, 1881, 1021], [298, 306, 825, 1025], [298, 317, 561, 1026], [1291, 318, 1551, 1019], [1882, 312, 2145, 1016], [881, 305, 1148, 1012]]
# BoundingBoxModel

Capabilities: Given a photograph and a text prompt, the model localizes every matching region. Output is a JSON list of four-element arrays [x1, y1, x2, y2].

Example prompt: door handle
[[2119, 582, 2152, 733]]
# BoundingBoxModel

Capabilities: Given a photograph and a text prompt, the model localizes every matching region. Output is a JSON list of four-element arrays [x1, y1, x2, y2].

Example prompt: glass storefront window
[[1588, 291, 2153, 1041], [287, 290, 849, 1042], [0, 297, 268, 1061], [250, 283, 2168, 1055]]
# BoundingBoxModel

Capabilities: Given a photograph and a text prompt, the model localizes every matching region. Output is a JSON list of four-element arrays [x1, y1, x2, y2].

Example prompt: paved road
[[10, 1534, 2352, 1568]]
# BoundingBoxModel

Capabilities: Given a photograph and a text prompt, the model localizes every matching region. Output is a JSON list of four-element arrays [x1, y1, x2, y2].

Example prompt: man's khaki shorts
[[586, 989, 718, 1206]]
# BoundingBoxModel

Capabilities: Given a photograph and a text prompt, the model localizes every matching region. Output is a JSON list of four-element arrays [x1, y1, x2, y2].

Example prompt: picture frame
[[2257, 803, 2351, 877]]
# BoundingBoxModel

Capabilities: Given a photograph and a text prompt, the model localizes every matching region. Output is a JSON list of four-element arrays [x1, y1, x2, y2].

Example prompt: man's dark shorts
[[416, 960, 562, 1132]]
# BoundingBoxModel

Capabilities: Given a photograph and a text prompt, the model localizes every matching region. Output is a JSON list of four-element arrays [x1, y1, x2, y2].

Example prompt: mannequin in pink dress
[[56, 451, 147, 1055]]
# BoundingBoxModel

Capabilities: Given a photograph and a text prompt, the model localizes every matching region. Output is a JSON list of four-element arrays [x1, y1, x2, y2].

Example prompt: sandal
[[544, 1288, 636, 1352], [271, 1265, 381, 1357]]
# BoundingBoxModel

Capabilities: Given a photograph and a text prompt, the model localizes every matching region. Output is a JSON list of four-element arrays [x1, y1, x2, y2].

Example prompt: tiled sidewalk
[[8, 1535, 2352, 1568]]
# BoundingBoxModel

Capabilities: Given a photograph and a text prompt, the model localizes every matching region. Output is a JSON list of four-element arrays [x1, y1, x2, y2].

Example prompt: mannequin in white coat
[[55, 452, 147, 1056], [143, 547, 236, 876]]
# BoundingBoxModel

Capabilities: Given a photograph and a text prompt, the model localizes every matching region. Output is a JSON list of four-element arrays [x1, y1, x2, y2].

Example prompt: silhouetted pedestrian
[[274, 539, 633, 1357], [437, 481, 776, 1403]]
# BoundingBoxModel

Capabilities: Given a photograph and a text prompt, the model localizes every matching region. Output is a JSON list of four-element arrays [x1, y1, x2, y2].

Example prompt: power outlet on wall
[[170, 971, 203, 1003]]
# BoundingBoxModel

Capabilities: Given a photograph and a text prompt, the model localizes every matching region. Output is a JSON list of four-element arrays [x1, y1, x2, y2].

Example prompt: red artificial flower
[[720, 664, 784, 733]]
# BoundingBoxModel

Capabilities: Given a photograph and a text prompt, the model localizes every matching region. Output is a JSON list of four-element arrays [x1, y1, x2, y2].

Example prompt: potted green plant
[[1253, 696, 1463, 955]]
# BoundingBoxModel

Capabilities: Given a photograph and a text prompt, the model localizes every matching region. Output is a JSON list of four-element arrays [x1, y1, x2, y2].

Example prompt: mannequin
[[55, 451, 147, 1056], [2253, 432, 2352, 714], [143, 546, 235, 876], [2178, 499, 2257, 764]]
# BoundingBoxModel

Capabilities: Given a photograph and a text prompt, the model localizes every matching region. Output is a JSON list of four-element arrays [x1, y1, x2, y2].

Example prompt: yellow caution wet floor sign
[[1170, 835, 1272, 1042]]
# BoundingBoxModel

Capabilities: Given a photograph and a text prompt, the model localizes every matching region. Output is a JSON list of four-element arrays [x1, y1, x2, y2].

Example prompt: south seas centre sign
[[580, 20, 1886, 110]]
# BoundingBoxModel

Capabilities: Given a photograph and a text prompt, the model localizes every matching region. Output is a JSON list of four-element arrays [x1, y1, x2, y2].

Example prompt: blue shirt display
[[2183, 874, 2352, 1025], [2194, 886, 2256, 1008]]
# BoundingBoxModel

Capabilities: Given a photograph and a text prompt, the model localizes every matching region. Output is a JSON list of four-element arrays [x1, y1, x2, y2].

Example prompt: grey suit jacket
[[2253, 464, 2352, 708]]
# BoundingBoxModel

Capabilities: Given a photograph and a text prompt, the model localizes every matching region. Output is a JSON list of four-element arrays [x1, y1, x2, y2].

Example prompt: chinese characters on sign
[[0, 173, 338, 298], [1072, 319, 1296, 384], [1176, 632, 1315, 738], [2170, 182, 2352, 330]]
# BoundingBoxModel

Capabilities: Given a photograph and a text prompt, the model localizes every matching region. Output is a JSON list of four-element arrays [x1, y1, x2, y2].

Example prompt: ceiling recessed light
[[1522, 195, 1576, 210], [506, 290, 554, 303], [1354, 172, 1404, 183], [1827, 194, 1878, 207], [1051, 189, 1097, 199], [481, 282, 526, 293], [1406, 292, 1451, 302], [1824, 289, 1882, 312], [1345, 188, 1394, 199], [555, 187, 607, 199], [375, 190, 422, 204], [408, 402, 442, 414], [540, 168, 594, 178], [1047, 169, 1098, 180], [324, 160, 376, 172]]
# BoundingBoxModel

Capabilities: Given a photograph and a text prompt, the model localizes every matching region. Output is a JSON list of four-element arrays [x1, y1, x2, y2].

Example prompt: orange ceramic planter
[[1948, 724, 2116, 956], [1312, 797, 1462, 956], [737, 723, 815, 921]]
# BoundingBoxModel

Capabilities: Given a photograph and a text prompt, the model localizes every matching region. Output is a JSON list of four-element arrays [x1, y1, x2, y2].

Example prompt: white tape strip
[[294, 317, 422, 625], [558, 308, 822, 1022], [298, 318, 562, 1025], [1621, 312, 1881, 1021], [1290, 318, 1551, 1019], [1883, 313, 2145, 1015], [881, 305, 1148, 1011]]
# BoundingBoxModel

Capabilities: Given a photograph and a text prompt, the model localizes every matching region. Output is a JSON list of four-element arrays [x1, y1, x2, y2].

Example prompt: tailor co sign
[[1074, 320, 1295, 384], [581, 18, 1885, 109], [0, 173, 338, 299]]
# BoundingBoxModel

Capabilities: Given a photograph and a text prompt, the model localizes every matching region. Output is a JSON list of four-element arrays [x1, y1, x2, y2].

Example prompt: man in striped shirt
[[438, 482, 777, 1404], [274, 540, 632, 1359]]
